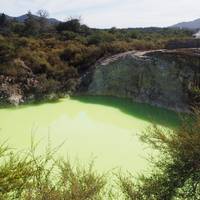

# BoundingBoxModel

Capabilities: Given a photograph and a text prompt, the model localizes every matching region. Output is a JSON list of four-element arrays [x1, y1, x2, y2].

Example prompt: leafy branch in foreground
[[0, 141, 106, 200], [1, 109, 199, 199], [119, 108, 200, 200]]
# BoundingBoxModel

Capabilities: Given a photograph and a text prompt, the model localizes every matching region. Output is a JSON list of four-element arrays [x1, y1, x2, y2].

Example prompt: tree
[[37, 9, 49, 19], [56, 18, 81, 33], [87, 31, 116, 45], [24, 11, 40, 36], [36, 9, 49, 33], [109, 27, 117, 34], [0, 13, 8, 28], [0, 13, 11, 34]]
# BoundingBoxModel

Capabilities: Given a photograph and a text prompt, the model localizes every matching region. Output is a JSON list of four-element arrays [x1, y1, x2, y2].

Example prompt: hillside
[[0, 13, 60, 24], [0, 12, 197, 105], [172, 18, 200, 30]]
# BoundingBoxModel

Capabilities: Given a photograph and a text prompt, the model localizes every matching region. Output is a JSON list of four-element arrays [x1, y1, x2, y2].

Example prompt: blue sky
[[1, 0, 200, 28]]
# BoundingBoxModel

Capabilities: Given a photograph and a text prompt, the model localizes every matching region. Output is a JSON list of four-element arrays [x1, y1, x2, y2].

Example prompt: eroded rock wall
[[81, 49, 200, 111]]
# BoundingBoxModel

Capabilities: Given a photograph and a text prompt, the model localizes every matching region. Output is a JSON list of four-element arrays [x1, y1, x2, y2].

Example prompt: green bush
[[0, 143, 106, 200], [60, 31, 79, 40], [19, 50, 51, 74], [56, 18, 82, 33], [87, 31, 116, 45], [100, 41, 130, 55], [119, 109, 200, 200], [60, 42, 102, 69], [0, 42, 15, 63]]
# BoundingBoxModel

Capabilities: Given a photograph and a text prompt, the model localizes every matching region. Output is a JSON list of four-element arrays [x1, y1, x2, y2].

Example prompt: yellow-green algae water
[[0, 96, 180, 174]]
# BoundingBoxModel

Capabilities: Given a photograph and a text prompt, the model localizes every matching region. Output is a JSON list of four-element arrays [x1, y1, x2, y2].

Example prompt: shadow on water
[[0, 95, 184, 128], [72, 96, 183, 129], [0, 99, 61, 110]]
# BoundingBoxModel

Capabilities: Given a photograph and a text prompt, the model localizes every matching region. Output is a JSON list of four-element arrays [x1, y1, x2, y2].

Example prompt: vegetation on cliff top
[[0, 11, 194, 104], [1, 9, 200, 200]]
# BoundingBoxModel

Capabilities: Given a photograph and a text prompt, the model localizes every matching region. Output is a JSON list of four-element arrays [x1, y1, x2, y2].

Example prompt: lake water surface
[[0, 96, 180, 174]]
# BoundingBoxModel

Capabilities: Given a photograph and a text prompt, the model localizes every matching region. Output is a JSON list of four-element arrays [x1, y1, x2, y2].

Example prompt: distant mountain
[[1, 13, 61, 25], [15, 14, 34, 23], [172, 18, 200, 30]]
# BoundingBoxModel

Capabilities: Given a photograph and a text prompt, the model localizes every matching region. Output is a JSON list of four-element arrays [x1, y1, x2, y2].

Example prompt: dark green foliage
[[0, 41, 15, 63], [119, 109, 200, 200], [0, 13, 8, 28], [80, 24, 91, 35], [60, 42, 102, 68], [56, 18, 82, 33], [56, 18, 91, 37], [24, 12, 40, 36], [60, 31, 79, 40], [0, 14, 12, 35], [11, 22, 25, 35], [87, 31, 116, 45]]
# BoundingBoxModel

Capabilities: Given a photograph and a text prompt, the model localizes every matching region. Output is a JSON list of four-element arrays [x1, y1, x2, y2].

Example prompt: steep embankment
[[1, 48, 200, 110], [80, 49, 200, 111]]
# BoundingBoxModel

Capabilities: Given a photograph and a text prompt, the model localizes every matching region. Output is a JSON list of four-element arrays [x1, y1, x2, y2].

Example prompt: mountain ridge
[[172, 18, 200, 30], [1, 13, 200, 29], [1, 13, 61, 25]]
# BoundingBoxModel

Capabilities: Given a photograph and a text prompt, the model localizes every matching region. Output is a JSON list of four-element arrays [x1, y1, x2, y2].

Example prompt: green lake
[[0, 96, 181, 174]]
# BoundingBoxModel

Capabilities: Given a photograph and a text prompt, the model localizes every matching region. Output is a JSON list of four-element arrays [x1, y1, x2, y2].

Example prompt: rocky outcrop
[[0, 58, 78, 105], [0, 74, 68, 106], [0, 75, 35, 105], [80, 49, 200, 112], [1, 48, 200, 110]]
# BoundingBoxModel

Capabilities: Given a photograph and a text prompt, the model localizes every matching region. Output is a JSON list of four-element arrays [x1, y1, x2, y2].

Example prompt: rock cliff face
[[80, 49, 200, 111]]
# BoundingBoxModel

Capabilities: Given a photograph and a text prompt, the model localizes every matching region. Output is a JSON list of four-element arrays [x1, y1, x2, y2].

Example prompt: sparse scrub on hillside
[[60, 41, 102, 71], [0, 13, 195, 104]]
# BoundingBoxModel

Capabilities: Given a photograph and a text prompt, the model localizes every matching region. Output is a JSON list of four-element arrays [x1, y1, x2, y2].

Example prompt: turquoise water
[[0, 96, 180, 174]]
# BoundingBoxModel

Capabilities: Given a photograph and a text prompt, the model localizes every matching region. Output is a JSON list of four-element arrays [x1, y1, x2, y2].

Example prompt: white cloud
[[1, 0, 200, 28]]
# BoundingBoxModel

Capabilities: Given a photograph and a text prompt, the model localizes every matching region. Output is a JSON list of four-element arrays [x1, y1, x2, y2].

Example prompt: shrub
[[87, 31, 116, 45], [60, 42, 102, 69], [119, 109, 200, 200], [60, 31, 78, 40], [99, 41, 131, 55], [19, 50, 51, 74], [0, 42, 15, 63], [15, 37, 41, 50], [56, 18, 81, 33], [24, 12, 40, 36], [0, 143, 106, 200]]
